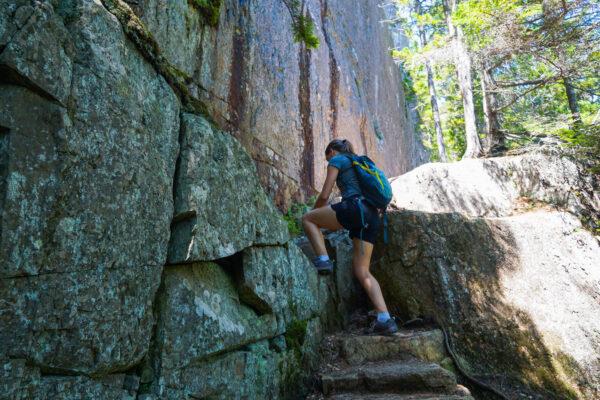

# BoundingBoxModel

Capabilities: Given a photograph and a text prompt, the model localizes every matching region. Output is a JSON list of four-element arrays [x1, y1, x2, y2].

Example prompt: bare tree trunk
[[480, 58, 503, 153], [427, 61, 449, 162], [415, 0, 448, 162], [442, 0, 482, 158]]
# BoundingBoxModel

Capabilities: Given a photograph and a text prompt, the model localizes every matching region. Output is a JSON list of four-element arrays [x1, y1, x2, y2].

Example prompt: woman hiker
[[301, 139, 398, 335]]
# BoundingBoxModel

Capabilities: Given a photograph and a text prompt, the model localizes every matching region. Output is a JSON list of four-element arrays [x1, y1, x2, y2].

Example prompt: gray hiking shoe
[[311, 258, 333, 275], [363, 317, 399, 336]]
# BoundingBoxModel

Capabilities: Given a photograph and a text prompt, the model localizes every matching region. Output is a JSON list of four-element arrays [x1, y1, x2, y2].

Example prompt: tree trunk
[[563, 77, 582, 126], [442, 0, 482, 158], [427, 60, 448, 162], [542, 0, 582, 127], [480, 58, 504, 153], [415, 0, 448, 162]]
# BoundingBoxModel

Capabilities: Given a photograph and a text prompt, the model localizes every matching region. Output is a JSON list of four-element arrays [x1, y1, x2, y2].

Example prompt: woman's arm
[[313, 165, 339, 209]]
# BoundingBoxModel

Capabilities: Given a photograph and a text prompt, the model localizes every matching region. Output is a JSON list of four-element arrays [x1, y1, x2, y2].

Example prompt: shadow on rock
[[372, 210, 600, 399]]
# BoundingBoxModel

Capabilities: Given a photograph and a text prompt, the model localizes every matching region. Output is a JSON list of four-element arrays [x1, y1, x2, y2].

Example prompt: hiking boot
[[311, 258, 333, 275], [363, 317, 398, 336]]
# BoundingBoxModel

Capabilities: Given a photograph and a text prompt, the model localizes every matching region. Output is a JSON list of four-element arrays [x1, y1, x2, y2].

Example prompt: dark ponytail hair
[[325, 139, 356, 156]]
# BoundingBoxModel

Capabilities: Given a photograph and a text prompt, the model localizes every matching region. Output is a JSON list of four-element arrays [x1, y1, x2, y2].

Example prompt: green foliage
[[455, 0, 600, 136], [293, 14, 320, 49], [283, 198, 316, 237], [282, 0, 320, 49], [391, 0, 600, 160], [188, 0, 222, 27], [398, 47, 466, 160], [559, 123, 600, 174]]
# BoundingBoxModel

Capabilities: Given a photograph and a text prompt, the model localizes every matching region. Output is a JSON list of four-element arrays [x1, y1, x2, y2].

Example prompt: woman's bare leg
[[302, 206, 343, 256], [352, 238, 388, 314]]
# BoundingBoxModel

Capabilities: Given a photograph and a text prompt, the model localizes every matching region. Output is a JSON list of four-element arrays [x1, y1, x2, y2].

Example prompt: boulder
[[238, 242, 321, 332], [390, 151, 594, 218], [36, 374, 137, 400], [373, 209, 600, 398], [0, 0, 179, 375], [155, 262, 277, 373], [153, 244, 335, 396], [0, 358, 138, 400], [120, 0, 204, 77], [0, 358, 40, 400], [167, 113, 290, 263], [154, 317, 323, 400], [0, 0, 74, 105], [0, 264, 161, 375]]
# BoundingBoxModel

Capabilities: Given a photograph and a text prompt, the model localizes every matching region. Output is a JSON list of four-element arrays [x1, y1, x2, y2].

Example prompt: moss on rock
[[187, 0, 222, 27], [284, 319, 308, 356]]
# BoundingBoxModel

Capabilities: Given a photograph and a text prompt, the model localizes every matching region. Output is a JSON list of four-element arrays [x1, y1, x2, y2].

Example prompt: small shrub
[[283, 197, 316, 237], [282, 0, 320, 49]]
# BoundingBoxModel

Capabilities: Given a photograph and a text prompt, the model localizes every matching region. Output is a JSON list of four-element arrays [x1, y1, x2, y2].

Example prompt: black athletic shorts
[[331, 196, 380, 244]]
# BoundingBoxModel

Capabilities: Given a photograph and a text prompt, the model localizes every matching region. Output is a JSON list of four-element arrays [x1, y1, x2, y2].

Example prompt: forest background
[[387, 0, 599, 172]]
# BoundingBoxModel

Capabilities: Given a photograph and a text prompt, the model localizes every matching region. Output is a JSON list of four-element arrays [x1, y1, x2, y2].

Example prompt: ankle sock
[[377, 312, 391, 323], [317, 255, 330, 262]]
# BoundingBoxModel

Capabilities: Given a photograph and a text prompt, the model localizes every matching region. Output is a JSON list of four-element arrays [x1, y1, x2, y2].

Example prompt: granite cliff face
[[0, 0, 423, 398], [129, 0, 427, 208]]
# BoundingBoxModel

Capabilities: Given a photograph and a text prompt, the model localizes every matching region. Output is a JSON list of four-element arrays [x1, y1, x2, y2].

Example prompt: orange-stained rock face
[[131, 0, 427, 210]]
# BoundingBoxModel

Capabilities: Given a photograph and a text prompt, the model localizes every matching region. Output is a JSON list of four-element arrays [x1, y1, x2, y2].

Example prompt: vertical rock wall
[[129, 0, 425, 208]]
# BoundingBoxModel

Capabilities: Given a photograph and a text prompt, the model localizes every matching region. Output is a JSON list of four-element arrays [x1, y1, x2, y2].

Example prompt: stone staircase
[[308, 325, 474, 400]]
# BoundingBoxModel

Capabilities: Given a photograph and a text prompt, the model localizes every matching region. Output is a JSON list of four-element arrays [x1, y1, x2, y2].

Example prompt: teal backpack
[[343, 154, 393, 248]]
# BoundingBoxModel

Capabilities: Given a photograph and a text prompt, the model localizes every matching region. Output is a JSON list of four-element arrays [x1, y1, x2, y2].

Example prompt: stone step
[[327, 393, 474, 400], [337, 329, 448, 366], [321, 359, 459, 396]]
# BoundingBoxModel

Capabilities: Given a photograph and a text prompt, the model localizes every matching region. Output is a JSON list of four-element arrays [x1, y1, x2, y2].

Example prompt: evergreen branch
[[281, 0, 320, 49], [493, 81, 549, 113]]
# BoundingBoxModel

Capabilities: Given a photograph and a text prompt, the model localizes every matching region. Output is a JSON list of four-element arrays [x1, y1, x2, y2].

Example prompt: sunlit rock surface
[[167, 113, 289, 264], [130, 0, 426, 208], [378, 153, 600, 398], [239, 243, 321, 330], [391, 151, 596, 217]]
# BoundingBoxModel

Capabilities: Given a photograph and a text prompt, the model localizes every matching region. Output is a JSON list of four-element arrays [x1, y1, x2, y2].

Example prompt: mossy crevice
[[187, 0, 222, 27], [100, 0, 218, 127], [280, 318, 314, 399], [284, 319, 308, 356]]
